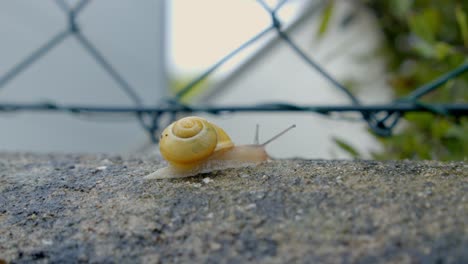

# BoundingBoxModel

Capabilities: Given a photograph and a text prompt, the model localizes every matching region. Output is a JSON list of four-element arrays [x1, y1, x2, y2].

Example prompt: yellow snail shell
[[159, 116, 234, 167], [145, 116, 295, 180]]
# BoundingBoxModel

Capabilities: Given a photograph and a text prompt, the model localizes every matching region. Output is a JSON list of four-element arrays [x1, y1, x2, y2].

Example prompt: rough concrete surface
[[0, 153, 467, 263]]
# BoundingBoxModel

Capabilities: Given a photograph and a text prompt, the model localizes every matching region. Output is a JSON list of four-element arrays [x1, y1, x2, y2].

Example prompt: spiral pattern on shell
[[159, 116, 234, 166]]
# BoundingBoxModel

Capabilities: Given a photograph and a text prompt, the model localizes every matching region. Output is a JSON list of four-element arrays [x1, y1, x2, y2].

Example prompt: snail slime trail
[[145, 117, 296, 180]]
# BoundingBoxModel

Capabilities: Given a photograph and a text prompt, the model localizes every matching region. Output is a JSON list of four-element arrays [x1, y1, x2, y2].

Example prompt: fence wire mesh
[[1, 0, 467, 143]]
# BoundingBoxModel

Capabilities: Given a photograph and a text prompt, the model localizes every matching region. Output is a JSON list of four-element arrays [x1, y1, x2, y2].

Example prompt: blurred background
[[0, 0, 467, 160]]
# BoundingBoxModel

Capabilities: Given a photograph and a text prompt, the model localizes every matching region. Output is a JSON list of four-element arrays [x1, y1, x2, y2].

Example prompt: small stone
[[96, 166, 107, 171], [100, 159, 112, 165], [245, 203, 257, 210], [240, 173, 250, 178], [142, 254, 160, 263], [210, 242, 221, 251], [336, 176, 343, 183], [193, 183, 202, 188], [202, 177, 213, 184], [41, 239, 53, 246]]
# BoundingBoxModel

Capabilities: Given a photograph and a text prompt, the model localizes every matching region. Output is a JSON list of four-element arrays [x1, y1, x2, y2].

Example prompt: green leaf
[[445, 122, 468, 141], [170, 75, 211, 103], [332, 137, 361, 159], [455, 4, 468, 46], [316, 1, 335, 38], [390, 0, 413, 18], [431, 119, 450, 139], [412, 39, 436, 58], [434, 42, 454, 60], [408, 8, 441, 43]]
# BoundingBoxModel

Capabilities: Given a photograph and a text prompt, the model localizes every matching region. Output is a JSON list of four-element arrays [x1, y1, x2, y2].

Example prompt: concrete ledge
[[0, 153, 467, 263]]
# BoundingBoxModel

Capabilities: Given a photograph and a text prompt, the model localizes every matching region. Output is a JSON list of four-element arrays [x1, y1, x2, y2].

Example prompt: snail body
[[145, 116, 294, 180]]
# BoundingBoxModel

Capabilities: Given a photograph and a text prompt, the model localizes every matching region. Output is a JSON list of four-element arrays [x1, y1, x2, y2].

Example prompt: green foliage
[[455, 4, 468, 46], [169, 75, 211, 103], [322, 0, 468, 160], [363, 0, 468, 160], [317, 0, 335, 38], [332, 137, 361, 159]]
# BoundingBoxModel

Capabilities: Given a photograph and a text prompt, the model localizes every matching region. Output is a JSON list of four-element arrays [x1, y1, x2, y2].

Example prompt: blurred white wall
[[194, 1, 392, 159], [0, 1, 166, 153]]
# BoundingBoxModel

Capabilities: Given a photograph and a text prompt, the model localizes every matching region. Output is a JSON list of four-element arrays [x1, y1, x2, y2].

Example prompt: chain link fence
[[1, 0, 467, 145]]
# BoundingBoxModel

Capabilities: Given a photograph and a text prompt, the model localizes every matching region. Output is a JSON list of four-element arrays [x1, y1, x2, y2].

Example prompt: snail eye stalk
[[254, 124, 260, 145], [261, 124, 296, 146]]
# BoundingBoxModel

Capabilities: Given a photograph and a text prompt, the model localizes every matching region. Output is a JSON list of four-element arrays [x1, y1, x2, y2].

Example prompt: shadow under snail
[[145, 116, 296, 179]]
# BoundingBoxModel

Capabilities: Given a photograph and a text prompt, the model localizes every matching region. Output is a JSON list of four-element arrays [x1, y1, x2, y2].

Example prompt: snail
[[144, 116, 295, 179]]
